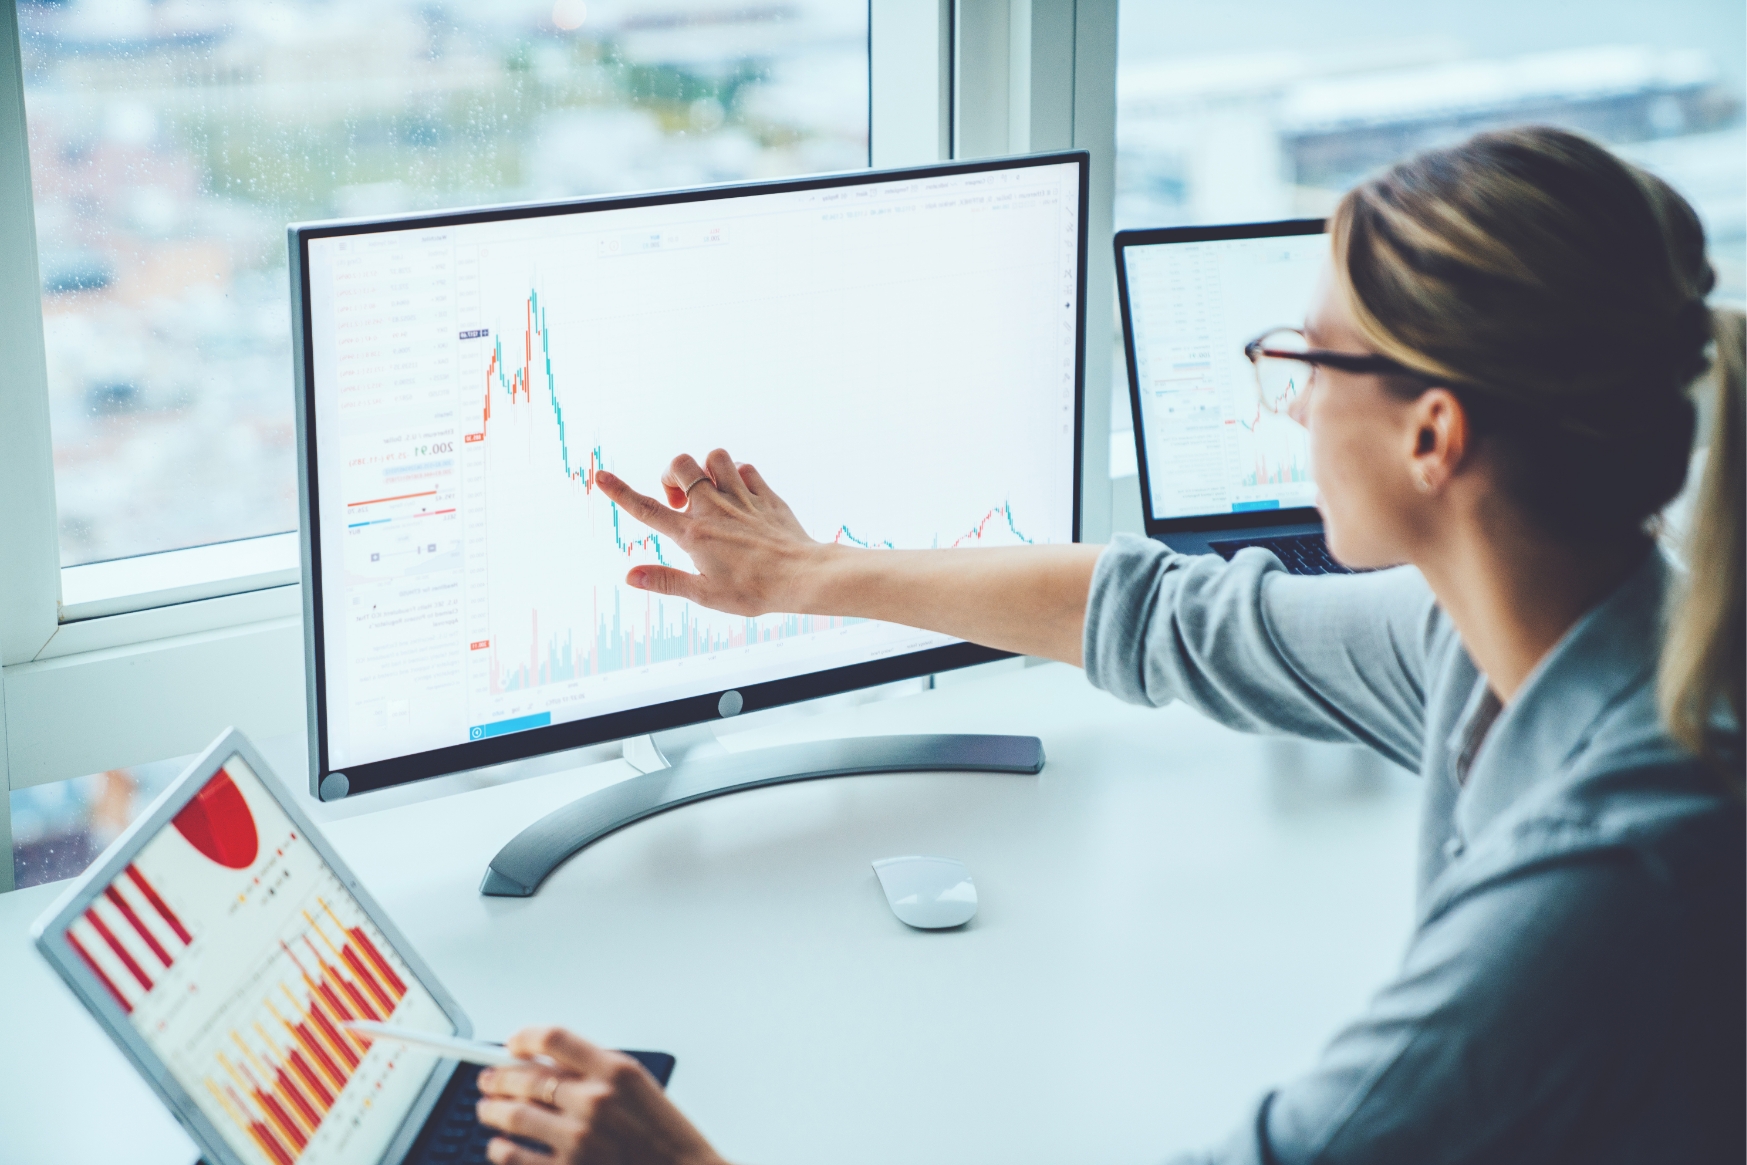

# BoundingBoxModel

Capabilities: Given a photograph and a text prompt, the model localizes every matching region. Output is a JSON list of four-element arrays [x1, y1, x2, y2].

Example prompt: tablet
[[32, 730, 470, 1165]]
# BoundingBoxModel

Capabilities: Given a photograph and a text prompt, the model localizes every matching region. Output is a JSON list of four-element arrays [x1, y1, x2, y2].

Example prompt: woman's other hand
[[475, 1026, 727, 1165], [594, 447, 827, 615]]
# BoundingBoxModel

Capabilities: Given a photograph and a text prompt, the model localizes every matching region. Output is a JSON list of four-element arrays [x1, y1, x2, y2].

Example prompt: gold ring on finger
[[543, 1076, 560, 1107]]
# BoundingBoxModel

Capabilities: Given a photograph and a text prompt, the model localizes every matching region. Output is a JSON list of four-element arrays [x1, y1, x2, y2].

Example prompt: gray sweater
[[1082, 536, 1743, 1164]]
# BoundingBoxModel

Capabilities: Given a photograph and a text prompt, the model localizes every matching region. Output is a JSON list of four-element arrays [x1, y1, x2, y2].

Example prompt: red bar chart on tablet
[[71, 756, 456, 1165], [200, 900, 412, 1165]]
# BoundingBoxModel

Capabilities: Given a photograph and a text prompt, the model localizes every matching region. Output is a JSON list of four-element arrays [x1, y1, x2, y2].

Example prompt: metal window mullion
[[871, 0, 953, 168], [1, 0, 69, 889], [1070, 0, 1117, 542], [954, 0, 1081, 159], [0, 2, 64, 669], [953, 0, 1009, 159], [0, 698, 13, 892]]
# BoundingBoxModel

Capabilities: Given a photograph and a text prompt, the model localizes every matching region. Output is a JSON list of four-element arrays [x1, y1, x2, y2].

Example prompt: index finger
[[503, 1026, 615, 1078], [594, 470, 687, 540]]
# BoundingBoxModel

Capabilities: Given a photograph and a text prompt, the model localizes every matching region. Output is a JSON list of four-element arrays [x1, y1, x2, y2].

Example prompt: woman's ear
[[1408, 387, 1470, 493]]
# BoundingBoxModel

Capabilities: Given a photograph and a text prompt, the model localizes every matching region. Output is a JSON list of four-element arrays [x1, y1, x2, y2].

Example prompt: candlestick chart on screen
[[464, 286, 1038, 695], [1232, 370, 1311, 488]]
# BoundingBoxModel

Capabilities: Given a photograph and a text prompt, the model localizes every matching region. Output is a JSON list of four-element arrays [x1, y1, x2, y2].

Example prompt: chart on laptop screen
[[1124, 233, 1326, 520], [64, 756, 452, 1165], [305, 162, 1082, 770]]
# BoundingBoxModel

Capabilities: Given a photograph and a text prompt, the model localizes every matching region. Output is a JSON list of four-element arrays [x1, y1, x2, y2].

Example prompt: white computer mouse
[[871, 856, 978, 929]]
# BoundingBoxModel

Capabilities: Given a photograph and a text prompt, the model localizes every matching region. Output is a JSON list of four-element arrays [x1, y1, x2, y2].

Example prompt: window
[[1110, 2, 1747, 475], [20, 0, 869, 566]]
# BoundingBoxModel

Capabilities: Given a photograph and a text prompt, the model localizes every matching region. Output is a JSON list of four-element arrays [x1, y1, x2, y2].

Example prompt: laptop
[[1114, 218, 1351, 575], [31, 729, 672, 1165]]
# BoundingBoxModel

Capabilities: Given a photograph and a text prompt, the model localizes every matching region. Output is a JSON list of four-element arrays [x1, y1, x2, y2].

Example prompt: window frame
[[0, 0, 1118, 890]]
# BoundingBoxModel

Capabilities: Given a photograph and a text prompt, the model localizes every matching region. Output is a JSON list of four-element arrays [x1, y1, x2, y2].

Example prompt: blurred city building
[[1115, 43, 1744, 295]]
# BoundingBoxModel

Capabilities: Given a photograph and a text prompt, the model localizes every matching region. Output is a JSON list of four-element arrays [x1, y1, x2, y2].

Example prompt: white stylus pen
[[344, 1021, 541, 1068]]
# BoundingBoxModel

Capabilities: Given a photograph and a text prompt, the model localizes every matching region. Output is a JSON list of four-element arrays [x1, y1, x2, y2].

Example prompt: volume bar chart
[[203, 899, 410, 1165], [489, 592, 867, 694]]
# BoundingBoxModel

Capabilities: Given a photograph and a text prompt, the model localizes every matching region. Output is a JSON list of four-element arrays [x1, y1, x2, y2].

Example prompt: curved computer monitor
[[291, 151, 1088, 799]]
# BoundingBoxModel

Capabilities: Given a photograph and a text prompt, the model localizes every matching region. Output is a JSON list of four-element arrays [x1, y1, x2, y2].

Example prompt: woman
[[473, 127, 1745, 1163]]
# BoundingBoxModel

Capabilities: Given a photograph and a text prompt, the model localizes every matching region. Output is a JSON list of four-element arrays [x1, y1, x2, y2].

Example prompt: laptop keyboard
[[1207, 532, 1354, 576], [403, 1064, 502, 1165]]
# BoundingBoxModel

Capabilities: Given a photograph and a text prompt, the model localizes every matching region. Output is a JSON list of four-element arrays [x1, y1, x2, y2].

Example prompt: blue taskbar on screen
[[469, 712, 553, 741]]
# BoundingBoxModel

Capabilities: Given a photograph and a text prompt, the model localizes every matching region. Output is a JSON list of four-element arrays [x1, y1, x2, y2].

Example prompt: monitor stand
[[479, 727, 1044, 898], [620, 721, 727, 773]]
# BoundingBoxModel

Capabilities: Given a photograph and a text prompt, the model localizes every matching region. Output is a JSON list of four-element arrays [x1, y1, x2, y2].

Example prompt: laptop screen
[[58, 755, 453, 1165], [1120, 228, 1327, 522]]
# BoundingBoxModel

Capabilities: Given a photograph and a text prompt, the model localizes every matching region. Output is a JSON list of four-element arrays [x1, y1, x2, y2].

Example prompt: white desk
[[0, 663, 1420, 1165]]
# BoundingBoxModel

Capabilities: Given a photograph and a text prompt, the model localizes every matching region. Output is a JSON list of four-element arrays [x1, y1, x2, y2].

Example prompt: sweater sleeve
[[1081, 536, 1438, 771]]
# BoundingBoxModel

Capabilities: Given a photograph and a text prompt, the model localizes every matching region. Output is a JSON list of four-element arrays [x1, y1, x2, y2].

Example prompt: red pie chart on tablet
[[172, 770, 259, 869]]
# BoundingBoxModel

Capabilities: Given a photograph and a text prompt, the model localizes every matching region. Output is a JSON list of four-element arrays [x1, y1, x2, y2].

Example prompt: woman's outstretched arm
[[594, 448, 1102, 665]]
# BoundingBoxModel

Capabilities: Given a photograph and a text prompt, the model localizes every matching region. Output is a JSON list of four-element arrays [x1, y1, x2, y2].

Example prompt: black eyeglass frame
[[1246, 328, 1605, 441], [1243, 327, 1423, 380]]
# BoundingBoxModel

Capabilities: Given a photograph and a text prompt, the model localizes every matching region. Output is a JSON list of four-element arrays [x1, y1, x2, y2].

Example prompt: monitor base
[[479, 733, 1045, 898]]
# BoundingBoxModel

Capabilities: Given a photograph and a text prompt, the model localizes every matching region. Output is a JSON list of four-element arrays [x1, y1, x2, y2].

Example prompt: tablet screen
[[59, 755, 453, 1165]]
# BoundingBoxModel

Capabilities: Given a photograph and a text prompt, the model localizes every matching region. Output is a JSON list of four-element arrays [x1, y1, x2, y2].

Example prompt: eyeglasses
[[1243, 327, 1420, 417]]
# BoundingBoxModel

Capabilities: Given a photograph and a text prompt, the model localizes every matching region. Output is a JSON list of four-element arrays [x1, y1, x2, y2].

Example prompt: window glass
[[1113, 2, 1747, 465], [21, 0, 868, 565], [10, 757, 191, 889]]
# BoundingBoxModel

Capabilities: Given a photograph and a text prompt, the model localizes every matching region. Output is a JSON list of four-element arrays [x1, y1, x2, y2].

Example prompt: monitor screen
[[1120, 228, 1327, 522], [60, 754, 453, 1165], [296, 154, 1085, 793]]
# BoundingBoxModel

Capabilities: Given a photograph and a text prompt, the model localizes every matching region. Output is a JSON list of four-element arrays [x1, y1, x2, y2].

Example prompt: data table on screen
[[306, 163, 1083, 771]]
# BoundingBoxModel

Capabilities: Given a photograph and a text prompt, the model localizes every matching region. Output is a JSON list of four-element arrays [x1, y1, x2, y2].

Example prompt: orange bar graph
[[219, 1051, 307, 1154], [268, 997, 343, 1101], [208, 1078, 296, 1165], [323, 899, 408, 998], [208, 908, 410, 1162]]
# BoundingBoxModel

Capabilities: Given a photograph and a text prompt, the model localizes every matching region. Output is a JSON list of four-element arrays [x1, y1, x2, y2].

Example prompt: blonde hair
[[1329, 127, 1744, 763], [1661, 308, 1744, 759]]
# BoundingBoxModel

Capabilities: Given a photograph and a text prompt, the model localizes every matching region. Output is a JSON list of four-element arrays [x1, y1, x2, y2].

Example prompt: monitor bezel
[[30, 728, 471, 1165], [1113, 218, 1326, 538], [292, 150, 1090, 798]]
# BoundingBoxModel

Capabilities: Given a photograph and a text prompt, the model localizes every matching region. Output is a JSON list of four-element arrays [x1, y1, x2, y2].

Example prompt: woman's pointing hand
[[593, 448, 832, 616]]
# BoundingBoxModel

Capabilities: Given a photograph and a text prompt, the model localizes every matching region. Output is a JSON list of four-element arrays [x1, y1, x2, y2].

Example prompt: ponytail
[[1660, 307, 1745, 766]]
